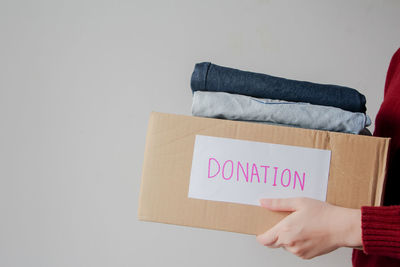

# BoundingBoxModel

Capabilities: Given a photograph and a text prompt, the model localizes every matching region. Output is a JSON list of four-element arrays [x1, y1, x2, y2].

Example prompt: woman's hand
[[256, 197, 362, 259]]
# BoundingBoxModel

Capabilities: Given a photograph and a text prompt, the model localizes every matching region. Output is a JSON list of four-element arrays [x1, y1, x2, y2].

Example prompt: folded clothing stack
[[190, 62, 371, 134]]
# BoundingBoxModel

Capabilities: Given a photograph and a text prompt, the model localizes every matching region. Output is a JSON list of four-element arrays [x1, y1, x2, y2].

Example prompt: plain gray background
[[1, 0, 400, 266]]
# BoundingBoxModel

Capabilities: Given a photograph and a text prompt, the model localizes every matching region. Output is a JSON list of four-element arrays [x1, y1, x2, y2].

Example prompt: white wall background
[[1, 0, 400, 266]]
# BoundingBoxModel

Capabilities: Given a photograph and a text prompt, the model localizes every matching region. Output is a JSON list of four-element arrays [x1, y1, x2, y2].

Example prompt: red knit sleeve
[[361, 206, 400, 259]]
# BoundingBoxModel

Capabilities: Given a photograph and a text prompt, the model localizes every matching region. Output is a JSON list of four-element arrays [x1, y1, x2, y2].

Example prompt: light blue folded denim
[[192, 91, 371, 134]]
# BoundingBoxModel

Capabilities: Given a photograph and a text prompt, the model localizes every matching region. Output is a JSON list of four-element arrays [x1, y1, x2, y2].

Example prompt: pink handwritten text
[[208, 157, 306, 191]]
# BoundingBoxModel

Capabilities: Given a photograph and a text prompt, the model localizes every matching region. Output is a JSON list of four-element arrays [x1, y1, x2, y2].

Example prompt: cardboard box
[[138, 112, 389, 235]]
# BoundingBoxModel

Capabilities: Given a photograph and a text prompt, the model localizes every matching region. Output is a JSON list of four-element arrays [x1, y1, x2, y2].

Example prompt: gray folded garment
[[192, 91, 371, 134]]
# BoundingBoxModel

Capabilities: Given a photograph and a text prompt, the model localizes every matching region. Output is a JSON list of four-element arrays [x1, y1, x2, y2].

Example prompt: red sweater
[[352, 48, 400, 266]]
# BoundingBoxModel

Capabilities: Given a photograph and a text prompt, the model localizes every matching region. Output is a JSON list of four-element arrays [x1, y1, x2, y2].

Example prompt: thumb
[[259, 198, 304, 212]]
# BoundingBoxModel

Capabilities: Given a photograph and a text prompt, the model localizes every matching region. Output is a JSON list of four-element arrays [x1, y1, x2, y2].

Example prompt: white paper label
[[188, 135, 331, 206]]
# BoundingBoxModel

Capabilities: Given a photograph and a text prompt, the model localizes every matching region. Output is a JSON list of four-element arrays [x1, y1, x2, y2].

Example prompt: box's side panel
[[325, 134, 390, 208], [138, 112, 390, 235]]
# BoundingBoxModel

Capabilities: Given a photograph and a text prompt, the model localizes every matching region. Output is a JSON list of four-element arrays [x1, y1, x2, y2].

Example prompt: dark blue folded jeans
[[191, 62, 366, 113]]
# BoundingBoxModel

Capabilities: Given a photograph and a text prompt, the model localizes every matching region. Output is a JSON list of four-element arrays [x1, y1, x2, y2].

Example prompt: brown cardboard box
[[138, 112, 389, 235]]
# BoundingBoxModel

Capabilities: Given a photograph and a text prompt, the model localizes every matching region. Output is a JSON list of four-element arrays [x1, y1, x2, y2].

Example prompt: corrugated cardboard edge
[[138, 112, 156, 222], [374, 138, 391, 206]]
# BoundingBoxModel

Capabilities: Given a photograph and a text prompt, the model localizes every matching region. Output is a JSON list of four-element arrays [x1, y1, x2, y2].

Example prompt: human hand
[[256, 197, 362, 259]]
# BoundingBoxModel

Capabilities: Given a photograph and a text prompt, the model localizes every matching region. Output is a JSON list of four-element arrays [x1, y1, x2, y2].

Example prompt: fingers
[[258, 227, 313, 259], [259, 198, 306, 212], [256, 225, 279, 247], [256, 198, 333, 260], [257, 198, 303, 247], [257, 227, 296, 248]]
